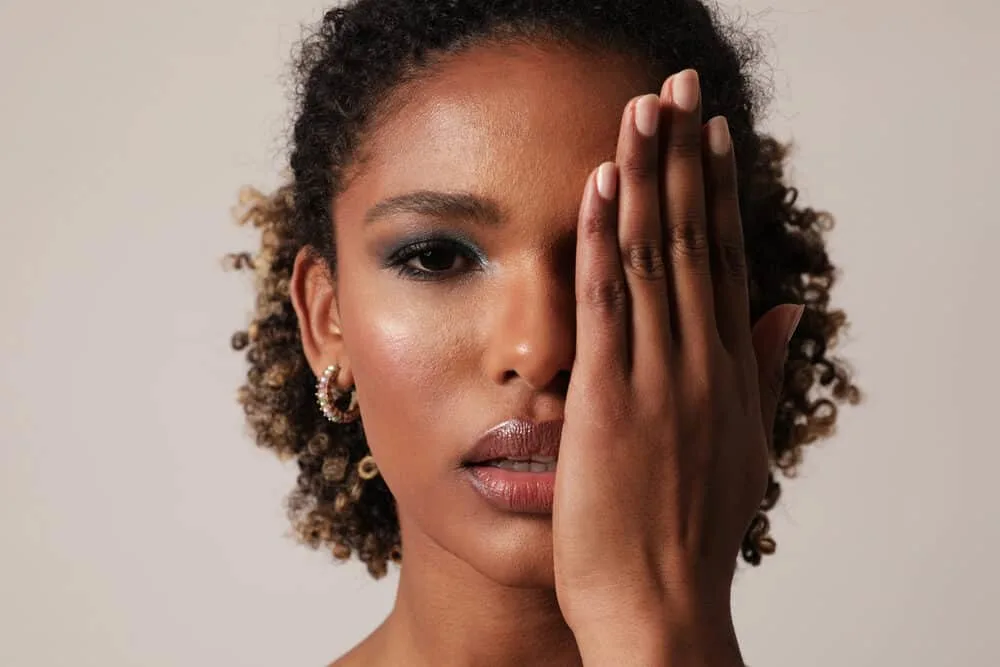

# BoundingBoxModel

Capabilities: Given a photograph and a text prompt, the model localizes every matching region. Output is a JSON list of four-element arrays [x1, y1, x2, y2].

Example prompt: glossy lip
[[463, 418, 563, 464], [462, 419, 563, 514]]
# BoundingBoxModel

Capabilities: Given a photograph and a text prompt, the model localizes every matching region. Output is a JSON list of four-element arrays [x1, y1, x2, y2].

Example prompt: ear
[[289, 246, 355, 389]]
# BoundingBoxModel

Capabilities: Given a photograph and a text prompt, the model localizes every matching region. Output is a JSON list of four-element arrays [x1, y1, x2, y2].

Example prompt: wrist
[[571, 600, 743, 667]]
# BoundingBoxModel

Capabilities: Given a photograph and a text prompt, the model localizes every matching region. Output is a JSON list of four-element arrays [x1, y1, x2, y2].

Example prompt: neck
[[376, 517, 583, 667]]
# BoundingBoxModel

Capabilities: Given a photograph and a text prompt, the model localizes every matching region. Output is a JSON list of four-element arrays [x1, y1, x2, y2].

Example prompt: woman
[[228, 0, 860, 664]]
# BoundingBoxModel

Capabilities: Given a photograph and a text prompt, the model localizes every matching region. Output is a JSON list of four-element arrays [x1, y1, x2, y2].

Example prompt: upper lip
[[463, 419, 563, 464]]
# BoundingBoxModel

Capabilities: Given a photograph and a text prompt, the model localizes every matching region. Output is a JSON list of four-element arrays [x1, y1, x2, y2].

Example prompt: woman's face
[[328, 41, 655, 587]]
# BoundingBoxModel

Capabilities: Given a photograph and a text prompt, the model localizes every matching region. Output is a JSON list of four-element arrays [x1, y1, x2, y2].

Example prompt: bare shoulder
[[327, 648, 363, 667], [326, 622, 390, 667], [327, 642, 374, 667]]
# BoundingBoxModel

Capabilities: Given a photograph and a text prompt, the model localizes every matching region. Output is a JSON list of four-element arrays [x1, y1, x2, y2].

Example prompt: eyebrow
[[363, 190, 503, 227]]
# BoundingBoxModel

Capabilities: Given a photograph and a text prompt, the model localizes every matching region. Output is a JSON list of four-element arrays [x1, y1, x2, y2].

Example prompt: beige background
[[1, 0, 997, 665]]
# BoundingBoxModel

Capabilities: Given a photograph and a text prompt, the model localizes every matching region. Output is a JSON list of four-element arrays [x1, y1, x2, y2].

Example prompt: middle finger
[[615, 93, 673, 377], [661, 69, 719, 361]]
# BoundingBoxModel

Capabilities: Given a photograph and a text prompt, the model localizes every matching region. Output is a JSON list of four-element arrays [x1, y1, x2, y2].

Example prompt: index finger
[[574, 162, 630, 382]]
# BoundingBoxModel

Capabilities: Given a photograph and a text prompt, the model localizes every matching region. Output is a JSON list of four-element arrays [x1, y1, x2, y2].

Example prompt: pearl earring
[[315, 364, 360, 423]]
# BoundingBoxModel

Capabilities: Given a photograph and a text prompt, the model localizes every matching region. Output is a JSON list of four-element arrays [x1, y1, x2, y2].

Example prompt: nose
[[485, 265, 575, 394]]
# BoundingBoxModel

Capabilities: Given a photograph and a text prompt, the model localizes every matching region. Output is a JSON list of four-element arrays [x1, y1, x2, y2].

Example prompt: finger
[[575, 163, 630, 382], [614, 93, 672, 378], [752, 304, 804, 450], [703, 115, 752, 358], [660, 69, 718, 357]]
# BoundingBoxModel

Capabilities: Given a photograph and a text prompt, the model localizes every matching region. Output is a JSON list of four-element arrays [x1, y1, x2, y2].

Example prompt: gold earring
[[357, 454, 379, 480], [316, 364, 360, 423]]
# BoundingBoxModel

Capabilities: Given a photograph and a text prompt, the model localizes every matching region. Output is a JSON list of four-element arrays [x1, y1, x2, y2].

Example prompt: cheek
[[337, 274, 480, 489]]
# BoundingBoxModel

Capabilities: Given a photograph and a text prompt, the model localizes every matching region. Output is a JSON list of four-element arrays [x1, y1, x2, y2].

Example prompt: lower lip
[[464, 464, 556, 514]]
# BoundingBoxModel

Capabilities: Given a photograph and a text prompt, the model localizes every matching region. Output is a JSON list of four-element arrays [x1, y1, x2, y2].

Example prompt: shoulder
[[327, 624, 390, 667], [327, 645, 368, 667]]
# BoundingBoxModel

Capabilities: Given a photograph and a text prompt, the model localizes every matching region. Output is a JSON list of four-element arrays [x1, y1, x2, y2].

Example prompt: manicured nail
[[596, 162, 618, 201], [707, 116, 731, 155], [660, 74, 674, 99], [634, 94, 660, 138], [672, 69, 700, 112]]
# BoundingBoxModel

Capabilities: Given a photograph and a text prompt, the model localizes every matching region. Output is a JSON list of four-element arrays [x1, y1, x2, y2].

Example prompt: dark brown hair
[[227, 0, 862, 579]]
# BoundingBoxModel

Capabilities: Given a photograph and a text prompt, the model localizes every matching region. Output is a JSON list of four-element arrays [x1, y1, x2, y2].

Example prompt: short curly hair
[[227, 0, 862, 580]]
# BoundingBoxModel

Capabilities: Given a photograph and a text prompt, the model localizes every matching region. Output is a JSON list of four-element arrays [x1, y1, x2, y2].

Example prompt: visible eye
[[388, 238, 483, 280]]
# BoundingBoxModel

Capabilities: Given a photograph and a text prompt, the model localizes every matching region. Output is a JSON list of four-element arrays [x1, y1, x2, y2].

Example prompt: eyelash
[[387, 237, 484, 281]]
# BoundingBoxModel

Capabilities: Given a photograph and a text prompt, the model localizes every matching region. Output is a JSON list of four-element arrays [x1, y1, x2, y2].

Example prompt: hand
[[551, 69, 804, 663]]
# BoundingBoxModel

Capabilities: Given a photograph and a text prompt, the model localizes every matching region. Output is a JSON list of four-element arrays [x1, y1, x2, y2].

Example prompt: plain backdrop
[[1, 0, 997, 665]]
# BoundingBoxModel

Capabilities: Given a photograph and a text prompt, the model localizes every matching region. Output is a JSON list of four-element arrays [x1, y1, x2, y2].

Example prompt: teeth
[[488, 458, 557, 472]]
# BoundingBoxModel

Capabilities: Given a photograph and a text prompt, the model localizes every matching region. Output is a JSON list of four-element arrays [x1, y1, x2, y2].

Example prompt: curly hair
[[226, 0, 862, 580]]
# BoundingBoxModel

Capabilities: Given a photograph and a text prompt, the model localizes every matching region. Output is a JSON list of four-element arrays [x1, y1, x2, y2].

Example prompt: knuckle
[[621, 239, 666, 280], [668, 129, 702, 160], [619, 151, 657, 181], [606, 387, 638, 421], [692, 384, 715, 415], [669, 217, 710, 260], [712, 164, 739, 195], [579, 275, 629, 314], [580, 207, 612, 238], [716, 237, 748, 280]]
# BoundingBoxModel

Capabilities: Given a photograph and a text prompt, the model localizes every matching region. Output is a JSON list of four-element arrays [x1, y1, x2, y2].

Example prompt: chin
[[392, 473, 560, 588], [462, 516, 557, 589]]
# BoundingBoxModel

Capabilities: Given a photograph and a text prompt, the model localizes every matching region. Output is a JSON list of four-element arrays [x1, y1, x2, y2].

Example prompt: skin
[[291, 39, 801, 667]]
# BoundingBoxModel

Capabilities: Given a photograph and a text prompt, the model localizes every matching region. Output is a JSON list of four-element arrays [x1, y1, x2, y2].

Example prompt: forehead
[[336, 40, 655, 233]]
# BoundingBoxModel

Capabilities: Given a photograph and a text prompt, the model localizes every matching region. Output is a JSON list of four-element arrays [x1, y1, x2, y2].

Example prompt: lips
[[463, 419, 563, 464], [462, 419, 563, 514]]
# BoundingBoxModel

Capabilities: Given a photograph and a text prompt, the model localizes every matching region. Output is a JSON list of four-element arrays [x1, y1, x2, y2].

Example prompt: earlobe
[[289, 246, 354, 386]]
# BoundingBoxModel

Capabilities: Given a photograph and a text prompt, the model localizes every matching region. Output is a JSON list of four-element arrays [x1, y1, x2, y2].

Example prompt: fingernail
[[708, 116, 731, 155], [634, 94, 660, 138], [786, 305, 805, 345], [672, 69, 700, 112], [596, 162, 618, 201], [660, 74, 674, 100]]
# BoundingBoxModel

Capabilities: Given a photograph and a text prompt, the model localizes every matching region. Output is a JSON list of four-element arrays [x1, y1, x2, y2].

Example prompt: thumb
[[751, 304, 805, 450]]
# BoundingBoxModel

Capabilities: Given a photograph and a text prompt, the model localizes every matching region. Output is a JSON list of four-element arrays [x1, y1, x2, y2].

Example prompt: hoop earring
[[316, 364, 360, 424], [357, 454, 379, 480]]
